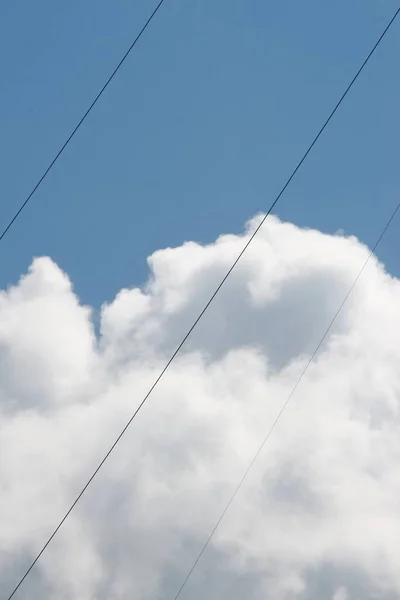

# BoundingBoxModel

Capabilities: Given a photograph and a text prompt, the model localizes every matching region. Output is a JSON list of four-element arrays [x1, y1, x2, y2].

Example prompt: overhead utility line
[[5, 6, 400, 600], [0, 0, 167, 244]]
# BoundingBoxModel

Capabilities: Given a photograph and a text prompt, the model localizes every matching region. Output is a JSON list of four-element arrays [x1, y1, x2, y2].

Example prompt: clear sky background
[[0, 0, 399, 309]]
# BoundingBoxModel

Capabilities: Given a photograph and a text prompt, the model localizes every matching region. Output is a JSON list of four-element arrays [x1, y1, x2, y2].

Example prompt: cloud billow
[[1, 215, 400, 600]]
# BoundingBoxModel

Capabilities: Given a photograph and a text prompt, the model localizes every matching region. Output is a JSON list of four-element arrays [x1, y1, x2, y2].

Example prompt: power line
[[5, 6, 400, 600], [171, 200, 400, 599], [0, 0, 167, 244]]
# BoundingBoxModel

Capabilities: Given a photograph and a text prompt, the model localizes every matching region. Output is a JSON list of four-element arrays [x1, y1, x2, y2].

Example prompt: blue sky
[[1, 0, 399, 309]]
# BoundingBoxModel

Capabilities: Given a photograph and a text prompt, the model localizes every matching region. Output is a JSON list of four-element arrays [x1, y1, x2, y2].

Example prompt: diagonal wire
[[0, 0, 167, 244], [172, 200, 400, 600], [5, 6, 400, 600]]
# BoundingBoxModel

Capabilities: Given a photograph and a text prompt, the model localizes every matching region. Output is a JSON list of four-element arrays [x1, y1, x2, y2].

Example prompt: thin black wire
[[5, 6, 400, 600], [0, 0, 167, 244], [172, 200, 400, 600]]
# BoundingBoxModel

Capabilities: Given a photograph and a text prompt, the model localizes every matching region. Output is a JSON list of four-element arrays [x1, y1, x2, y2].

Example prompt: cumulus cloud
[[1, 215, 400, 600]]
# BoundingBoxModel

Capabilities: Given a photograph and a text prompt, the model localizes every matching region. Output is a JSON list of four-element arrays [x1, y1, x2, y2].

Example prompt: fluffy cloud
[[1, 215, 400, 600]]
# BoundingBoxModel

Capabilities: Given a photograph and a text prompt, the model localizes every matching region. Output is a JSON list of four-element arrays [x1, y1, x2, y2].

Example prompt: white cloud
[[1, 215, 400, 600], [333, 587, 349, 600]]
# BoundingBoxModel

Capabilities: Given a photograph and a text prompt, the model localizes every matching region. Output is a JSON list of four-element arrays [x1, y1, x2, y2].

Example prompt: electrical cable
[[171, 200, 400, 599], [5, 6, 400, 599], [0, 0, 167, 244]]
